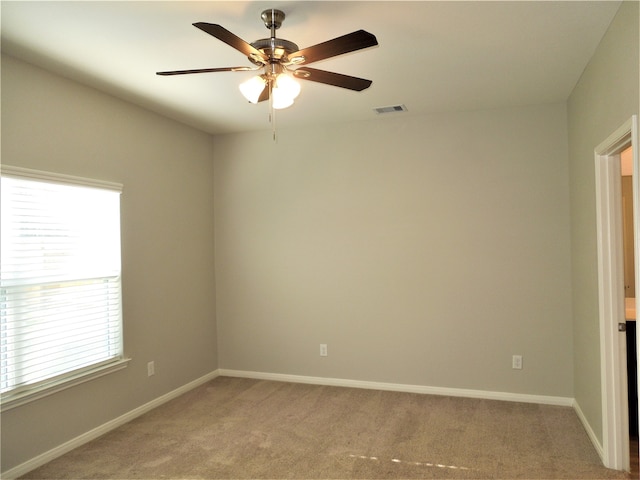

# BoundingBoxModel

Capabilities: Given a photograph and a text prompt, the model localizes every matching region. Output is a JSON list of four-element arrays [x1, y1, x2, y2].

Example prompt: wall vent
[[373, 104, 408, 114]]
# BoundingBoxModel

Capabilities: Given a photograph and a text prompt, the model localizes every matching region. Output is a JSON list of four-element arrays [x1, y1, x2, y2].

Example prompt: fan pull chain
[[272, 111, 278, 142], [269, 81, 278, 142]]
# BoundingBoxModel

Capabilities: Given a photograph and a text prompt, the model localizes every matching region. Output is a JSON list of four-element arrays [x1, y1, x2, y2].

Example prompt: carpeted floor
[[21, 376, 634, 479]]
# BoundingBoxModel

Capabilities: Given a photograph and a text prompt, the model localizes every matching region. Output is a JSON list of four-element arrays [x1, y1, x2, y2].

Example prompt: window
[[1, 166, 128, 410]]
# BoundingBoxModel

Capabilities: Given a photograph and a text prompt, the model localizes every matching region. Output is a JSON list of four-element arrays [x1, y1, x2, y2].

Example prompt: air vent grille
[[374, 104, 408, 114]]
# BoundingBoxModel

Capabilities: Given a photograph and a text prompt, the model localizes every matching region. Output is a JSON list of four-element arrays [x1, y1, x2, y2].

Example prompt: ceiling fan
[[157, 9, 378, 110]]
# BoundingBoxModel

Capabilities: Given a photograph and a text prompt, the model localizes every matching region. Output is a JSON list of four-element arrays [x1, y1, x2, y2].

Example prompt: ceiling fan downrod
[[266, 9, 283, 66]]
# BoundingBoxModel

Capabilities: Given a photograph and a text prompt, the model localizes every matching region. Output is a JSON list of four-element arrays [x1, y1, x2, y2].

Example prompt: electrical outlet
[[147, 361, 155, 377], [512, 355, 523, 370], [320, 344, 328, 357]]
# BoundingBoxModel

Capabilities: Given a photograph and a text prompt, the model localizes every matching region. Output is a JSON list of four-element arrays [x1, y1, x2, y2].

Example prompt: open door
[[595, 115, 639, 471]]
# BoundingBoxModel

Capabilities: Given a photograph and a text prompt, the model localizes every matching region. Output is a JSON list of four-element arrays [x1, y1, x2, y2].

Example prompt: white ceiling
[[1, 1, 622, 136]]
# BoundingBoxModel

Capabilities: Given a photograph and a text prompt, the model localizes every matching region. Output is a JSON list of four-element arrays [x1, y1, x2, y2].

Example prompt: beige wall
[[567, 0, 640, 446], [0, 54, 218, 471], [213, 103, 573, 397]]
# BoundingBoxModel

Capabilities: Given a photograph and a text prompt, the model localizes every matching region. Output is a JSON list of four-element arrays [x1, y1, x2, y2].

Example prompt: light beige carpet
[[21, 377, 633, 479]]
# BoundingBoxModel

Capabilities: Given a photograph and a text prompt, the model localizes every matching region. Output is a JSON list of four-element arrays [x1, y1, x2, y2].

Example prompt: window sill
[[0, 358, 131, 412]]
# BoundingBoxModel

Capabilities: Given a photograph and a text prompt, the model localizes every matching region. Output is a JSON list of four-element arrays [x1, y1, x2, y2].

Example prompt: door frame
[[595, 115, 638, 471]]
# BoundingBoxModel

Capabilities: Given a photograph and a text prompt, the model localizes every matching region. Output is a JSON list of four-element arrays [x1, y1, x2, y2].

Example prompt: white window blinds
[[1, 167, 124, 401]]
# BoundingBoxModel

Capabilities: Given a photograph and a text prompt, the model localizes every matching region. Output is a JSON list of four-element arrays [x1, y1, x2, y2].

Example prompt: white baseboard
[[573, 399, 605, 461], [2, 370, 220, 480], [218, 369, 574, 407]]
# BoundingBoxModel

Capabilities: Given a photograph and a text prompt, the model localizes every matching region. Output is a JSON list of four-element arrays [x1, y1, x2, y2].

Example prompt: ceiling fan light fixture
[[271, 73, 300, 109], [272, 89, 294, 110], [239, 75, 267, 103], [275, 73, 300, 99]]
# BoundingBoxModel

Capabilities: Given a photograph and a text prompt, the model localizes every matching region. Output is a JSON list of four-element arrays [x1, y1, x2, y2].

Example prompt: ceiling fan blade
[[193, 23, 267, 63], [156, 66, 256, 76], [293, 67, 373, 91], [288, 30, 378, 65]]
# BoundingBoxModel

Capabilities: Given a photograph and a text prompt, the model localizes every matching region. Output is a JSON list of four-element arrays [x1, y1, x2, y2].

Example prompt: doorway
[[594, 115, 639, 472], [620, 145, 639, 476]]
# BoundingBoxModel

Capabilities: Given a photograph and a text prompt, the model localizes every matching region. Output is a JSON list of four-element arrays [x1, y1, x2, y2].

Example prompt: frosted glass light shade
[[271, 74, 300, 109], [239, 75, 267, 103], [276, 74, 300, 99], [272, 88, 294, 109]]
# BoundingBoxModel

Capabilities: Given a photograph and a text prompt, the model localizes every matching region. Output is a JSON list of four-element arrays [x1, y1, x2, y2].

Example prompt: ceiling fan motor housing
[[249, 38, 299, 63]]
